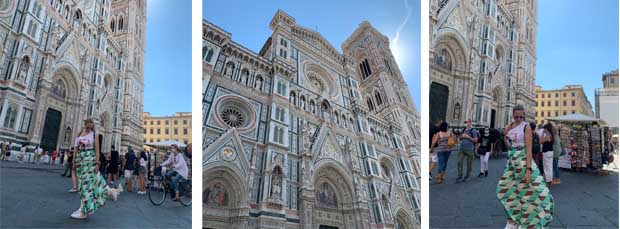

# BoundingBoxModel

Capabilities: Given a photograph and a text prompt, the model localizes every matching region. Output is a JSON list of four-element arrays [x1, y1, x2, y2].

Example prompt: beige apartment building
[[143, 112, 191, 145], [535, 85, 594, 125]]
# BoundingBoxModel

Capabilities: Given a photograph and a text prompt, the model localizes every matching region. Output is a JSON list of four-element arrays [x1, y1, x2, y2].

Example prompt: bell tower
[[342, 21, 420, 153], [109, 0, 147, 150]]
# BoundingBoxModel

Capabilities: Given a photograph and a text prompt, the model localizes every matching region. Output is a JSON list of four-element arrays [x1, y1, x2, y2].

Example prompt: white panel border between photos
[[192, 0, 203, 228], [421, 0, 430, 228]]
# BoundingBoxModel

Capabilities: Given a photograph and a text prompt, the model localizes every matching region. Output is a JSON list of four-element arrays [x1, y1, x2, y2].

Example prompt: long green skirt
[[496, 148, 554, 228], [76, 149, 106, 214]]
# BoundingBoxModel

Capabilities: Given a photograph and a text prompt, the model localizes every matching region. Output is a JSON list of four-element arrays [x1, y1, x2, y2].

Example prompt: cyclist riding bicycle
[[159, 144, 189, 201]]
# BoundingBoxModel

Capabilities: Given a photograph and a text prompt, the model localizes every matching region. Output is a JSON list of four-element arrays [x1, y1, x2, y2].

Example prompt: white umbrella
[[146, 140, 187, 149], [547, 113, 605, 124]]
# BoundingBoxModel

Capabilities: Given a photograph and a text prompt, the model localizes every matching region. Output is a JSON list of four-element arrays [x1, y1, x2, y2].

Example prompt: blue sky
[[143, 0, 192, 116], [536, 0, 618, 111], [203, 0, 421, 110]]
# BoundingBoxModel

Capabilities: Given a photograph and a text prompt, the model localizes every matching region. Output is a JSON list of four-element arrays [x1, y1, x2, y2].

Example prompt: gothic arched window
[[205, 49, 214, 62], [375, 91, 383, 106], [118, 17, 124, 31], [367, 98, 375, 111]]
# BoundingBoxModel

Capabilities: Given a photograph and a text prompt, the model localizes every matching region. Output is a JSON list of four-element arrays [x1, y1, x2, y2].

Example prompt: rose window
[[214, 95, 257, 131], [220, 107, 245, 128]]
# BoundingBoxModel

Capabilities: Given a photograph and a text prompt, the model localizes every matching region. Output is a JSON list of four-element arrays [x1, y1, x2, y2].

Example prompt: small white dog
[[104, 185, 123, 201]]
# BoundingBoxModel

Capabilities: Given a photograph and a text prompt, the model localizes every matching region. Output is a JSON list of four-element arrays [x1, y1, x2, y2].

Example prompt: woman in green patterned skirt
[[497, 105, 553, 228], [71, 118, 106, 219]]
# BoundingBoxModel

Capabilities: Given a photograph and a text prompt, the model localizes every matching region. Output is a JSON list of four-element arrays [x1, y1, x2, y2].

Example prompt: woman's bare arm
[[525, 124, 533, 179], [94, 132, 100, 168], [430, 133, 439, 152]]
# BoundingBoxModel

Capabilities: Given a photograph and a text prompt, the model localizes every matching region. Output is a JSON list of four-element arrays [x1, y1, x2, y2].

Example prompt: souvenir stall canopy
[[547, 114, 613, 172]]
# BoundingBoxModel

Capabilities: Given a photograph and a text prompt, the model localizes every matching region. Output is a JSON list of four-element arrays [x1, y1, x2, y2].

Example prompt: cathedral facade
[[203, 10, 420, 229], [429, 0, 537, 129], [0, 0, 146, 153]]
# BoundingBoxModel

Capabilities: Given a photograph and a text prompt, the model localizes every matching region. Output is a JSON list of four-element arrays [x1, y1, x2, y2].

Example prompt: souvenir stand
[[547, 114, 611, 173]]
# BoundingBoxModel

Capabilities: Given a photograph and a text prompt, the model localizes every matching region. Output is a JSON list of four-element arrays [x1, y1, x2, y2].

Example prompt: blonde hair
[[84, 118, 95, 131]]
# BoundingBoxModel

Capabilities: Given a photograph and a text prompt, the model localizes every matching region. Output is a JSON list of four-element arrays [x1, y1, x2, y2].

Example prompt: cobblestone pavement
[[430, 152, 619, 229], [0, 161, 191, 228]]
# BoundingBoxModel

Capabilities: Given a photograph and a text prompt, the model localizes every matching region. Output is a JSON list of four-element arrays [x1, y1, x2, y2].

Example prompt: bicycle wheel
[[148, 177, 167, 205], [179, 180, 192, 206]]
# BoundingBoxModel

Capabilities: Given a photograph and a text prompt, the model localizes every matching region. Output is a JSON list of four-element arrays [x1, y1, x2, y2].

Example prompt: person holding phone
[[70, 118, 106, 219], [496, 105, 553, 228]]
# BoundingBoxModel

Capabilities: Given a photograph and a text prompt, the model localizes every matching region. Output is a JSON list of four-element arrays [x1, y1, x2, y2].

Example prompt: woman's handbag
[[447, 133, 457, 148]]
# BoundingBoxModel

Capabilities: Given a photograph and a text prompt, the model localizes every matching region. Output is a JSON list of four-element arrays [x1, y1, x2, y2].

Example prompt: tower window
[[360, 59, 372, 79]]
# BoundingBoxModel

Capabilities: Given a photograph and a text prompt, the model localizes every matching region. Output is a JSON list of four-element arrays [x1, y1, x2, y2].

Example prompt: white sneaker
[[70, 209, 87, 219], [504, 221, 517, 229]]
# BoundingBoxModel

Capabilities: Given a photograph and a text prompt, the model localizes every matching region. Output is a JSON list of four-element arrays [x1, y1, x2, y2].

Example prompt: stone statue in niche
[[15, 59, 30, 83], [270, 166, 283, 201], [453, 102, 461, 121]]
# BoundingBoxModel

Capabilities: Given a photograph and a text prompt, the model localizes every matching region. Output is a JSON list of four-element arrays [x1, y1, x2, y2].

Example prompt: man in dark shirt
[[124, 146, 137, 192], [107, 146, 120, 188]]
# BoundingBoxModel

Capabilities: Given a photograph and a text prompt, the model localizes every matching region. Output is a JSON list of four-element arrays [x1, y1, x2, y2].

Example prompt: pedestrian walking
[[41, 151, 50, 164], [456, 119, 479, 183], [496, 105, 553, 228], [70, 118, 106, 219], [106, 146, 120, 188], [1, 141, 5, 161], [123, 146, 137, 192], [33, 146, 42, 164], [430, 121, 454, 184], [62, 150, 73, 177], [540, 123, 555, 187], [5, 142, 11, 161], [552, 126, 562, 184], [18, 144, 26, 163], [52, 150, 58, 165], [137, 150, 148, 194], [429, 119, 442, 180], [477, 127, 495, 177], [68, 147, 78, 192]]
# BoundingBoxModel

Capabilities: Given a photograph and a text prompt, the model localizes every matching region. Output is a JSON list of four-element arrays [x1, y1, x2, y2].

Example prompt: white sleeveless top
[[74, 131, 95, 150], [507, 121, 529, 147]]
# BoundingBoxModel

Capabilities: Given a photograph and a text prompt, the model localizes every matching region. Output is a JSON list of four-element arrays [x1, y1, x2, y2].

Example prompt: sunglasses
[[513, 115, 524, 120]]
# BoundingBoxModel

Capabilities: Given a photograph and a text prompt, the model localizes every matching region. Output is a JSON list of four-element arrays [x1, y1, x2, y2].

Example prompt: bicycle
[[148, 170, 192, 206]]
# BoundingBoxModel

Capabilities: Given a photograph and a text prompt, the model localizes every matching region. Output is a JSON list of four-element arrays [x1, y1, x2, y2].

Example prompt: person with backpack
[[496, 105, 553, 228], [123, 146, 137, 192], [456, 119, 479, 183]]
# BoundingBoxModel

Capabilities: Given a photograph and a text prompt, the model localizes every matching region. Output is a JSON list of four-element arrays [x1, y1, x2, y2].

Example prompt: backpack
[[531, 129, 540, 153], [521, 124, 540, 153]]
